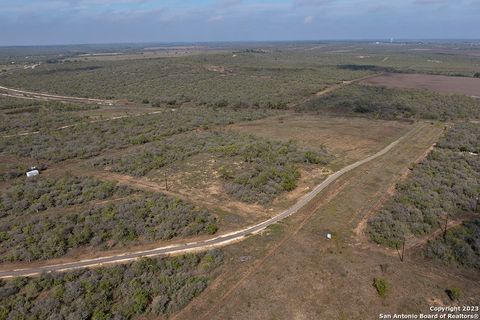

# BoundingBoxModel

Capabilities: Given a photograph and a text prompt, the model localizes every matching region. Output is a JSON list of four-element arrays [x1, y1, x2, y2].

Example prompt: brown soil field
[[172, 123, 480, 320], [362, 73, 480, 97]]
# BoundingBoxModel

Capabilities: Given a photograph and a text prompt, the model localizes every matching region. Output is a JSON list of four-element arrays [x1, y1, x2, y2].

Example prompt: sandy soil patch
[[204, 65, 233, 74]]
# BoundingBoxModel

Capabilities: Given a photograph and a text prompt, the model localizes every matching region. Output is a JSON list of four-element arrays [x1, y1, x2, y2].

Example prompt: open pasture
[[362, 73, 480, 97], [229, 114, 413, 166]]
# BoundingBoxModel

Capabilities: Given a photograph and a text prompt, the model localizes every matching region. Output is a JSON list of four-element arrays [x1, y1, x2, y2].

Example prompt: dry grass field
[[362, 73, 480, 97], [230, 114, 413, 167]]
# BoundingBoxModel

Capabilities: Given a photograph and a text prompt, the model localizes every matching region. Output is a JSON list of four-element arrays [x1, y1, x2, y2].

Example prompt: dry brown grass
[[362, 73, 480, 97], [230, 113, 413, 166]]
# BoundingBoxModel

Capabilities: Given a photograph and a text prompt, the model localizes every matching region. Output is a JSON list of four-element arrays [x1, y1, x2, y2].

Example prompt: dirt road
[[288, 73, 381, 108], [0, 123, 425, 279], [0, 85, 114, 105]]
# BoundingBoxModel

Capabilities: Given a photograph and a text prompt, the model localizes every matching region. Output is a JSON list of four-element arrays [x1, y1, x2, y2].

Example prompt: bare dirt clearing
[[230, 114, 413, 166], [362, 73, 480, 97], [146, 153, 334, 229]]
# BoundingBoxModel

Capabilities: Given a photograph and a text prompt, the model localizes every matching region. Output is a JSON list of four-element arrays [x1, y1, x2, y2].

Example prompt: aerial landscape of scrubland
[[0, 39, 478, 319], [1, 0, 480, 317]]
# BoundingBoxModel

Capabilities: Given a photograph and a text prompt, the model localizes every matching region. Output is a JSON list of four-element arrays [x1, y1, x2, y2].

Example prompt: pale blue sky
[[0, 0, 478, 45]]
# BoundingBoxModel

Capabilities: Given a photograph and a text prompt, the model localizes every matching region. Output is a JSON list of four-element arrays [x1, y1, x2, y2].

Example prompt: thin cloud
[[216, 0, 243, 8], [413, 0, 449, 5], [208, 15, 225, 22], [293, 0, 330, 7], [304, 15, 314, 24]]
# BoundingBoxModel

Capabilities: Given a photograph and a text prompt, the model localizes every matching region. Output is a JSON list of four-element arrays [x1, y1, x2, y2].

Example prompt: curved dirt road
[[0, 85, 114, 106], [0, 124, 424, 279]]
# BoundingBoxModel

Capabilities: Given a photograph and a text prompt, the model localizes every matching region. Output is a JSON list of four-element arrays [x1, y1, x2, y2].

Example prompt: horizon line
[[1, 38, 480, 49]]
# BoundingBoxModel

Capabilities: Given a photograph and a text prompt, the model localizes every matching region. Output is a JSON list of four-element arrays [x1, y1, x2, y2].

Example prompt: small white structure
[[26, 169, 39, 178], [326, 233, 332, 240]]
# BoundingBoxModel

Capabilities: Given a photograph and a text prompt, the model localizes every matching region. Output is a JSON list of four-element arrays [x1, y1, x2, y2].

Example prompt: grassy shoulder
[[0, 251, 223, 319]]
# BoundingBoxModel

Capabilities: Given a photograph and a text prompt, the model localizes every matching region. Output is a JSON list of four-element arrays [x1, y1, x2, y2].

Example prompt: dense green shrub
[[0, 98, 97, 135], [298, 85, 480, 121], [0, 163, 26, 182], [0, 106, 271, 163], [0, 174, 131, 218], [0, 111, 88, 135], [369, 123, 480, 249], [0, 52, 371, 105], [337, 64, 397, 73], [425, 220, 480, 269], [445, 288, 463, 301], [0, 96, 98, 112], [373, 278, 389, 298], [0, 251, 223, 319], [0, 191, 217, 262]]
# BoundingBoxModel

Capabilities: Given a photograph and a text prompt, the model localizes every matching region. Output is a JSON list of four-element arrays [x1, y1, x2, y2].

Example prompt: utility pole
[[163, 138, 169, 191], [396, 237, 405, 262], [164, 170, 169, 191], [443, 213, 449, 240]]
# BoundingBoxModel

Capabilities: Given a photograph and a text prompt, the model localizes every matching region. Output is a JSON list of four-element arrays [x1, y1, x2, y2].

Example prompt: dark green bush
[[445, 288, 463, 301], [373, 278, 389, 298]]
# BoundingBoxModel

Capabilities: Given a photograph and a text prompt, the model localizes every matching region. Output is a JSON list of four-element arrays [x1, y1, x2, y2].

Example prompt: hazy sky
[[0, 0, 479, 46]]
